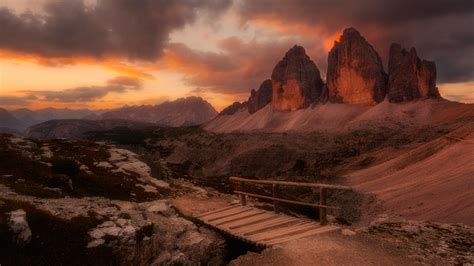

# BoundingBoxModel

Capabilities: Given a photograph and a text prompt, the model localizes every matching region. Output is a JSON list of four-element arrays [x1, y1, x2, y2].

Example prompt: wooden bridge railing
[[229, 176, 352, 225]]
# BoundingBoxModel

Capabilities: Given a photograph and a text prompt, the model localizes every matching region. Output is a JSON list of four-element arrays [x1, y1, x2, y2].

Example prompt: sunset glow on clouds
[[0, 0, 473, 111]]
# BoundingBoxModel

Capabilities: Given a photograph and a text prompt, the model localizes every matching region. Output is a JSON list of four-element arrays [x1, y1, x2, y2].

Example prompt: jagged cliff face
[[217, 27, 442, 117], [248, 79, 272, 114], [271, 45, 325, 111], [327, 28, 386, 105], [388, 43, 440, 102]]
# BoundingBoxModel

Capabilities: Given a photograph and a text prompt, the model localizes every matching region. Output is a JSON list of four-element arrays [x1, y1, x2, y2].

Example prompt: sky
[[0, 0, 473, 111]]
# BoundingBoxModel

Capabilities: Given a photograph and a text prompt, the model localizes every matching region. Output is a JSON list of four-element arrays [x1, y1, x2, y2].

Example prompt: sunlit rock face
[[387, 43, 440, 102], [248, 79, 273, 114], [327, 27, 387, 105], [271, 45, 325, 111]]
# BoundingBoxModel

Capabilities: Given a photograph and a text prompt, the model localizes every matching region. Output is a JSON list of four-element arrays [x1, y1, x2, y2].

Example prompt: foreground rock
[[387, 43, 440, 102], [0, 184, 225, 265], [327, 28, 386, 105], [8, 209, 31, 247], [365, 215, 473, 264], [271, 45, 325, 110]]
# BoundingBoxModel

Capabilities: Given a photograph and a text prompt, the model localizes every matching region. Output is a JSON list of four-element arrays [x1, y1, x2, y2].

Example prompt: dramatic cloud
[[163, 37, 323, 94], [237, 0, 474, 83], [16, 76, 143, 103], [0, 95, 36, 105], [0, 0, 231, 61]]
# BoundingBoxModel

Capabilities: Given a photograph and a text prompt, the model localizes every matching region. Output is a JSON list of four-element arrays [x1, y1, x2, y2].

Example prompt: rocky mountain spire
[[271, 45, 325, 111], [248, 79, 273, 114], [326, 27, 387, 105], [387, 43, 440, 102]]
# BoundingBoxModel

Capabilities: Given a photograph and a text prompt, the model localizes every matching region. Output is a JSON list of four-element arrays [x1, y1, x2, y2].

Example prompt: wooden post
[[239, 181, 247, 206], [272, 184, 280, 213], [319, 187, 327, 225]]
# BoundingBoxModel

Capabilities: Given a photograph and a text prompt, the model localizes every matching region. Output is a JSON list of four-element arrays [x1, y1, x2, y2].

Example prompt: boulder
[[248, 79, 273, 114], [271, 45, 325, 110], [327, 27, 387, 105], [8, 209, 32, 247], [387, 43, 440, 102]]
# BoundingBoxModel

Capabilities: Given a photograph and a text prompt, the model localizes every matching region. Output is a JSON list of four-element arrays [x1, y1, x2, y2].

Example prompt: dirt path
[[230, 231, 420, 266], [171, 180, 239, 217]]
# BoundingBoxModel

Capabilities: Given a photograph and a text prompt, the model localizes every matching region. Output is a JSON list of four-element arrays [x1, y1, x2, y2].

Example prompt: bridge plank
[[201, 206, 252, 222], [196, 204, 339, 247], [213, 210, 267, 225], [264, 225, 339, 245], [197, 204, 240, 218], [248, 222, 318, 242], [234, 217, 297, 235], [220, 212, 278, 229]]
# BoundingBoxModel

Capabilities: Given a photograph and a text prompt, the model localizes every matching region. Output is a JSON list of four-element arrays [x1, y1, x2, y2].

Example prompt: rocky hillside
[[208, 27, 444, 132], [86, 108, 474, 226], [25, 119, 153, 139], [95, 96, 218, 127], [204, 99, 474, 133], [0, 134, 227, 265]]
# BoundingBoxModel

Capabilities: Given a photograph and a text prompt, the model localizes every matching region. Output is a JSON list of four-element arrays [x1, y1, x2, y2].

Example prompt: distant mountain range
[[0, 96, 218, 134], [0, 107, 104, 132], [91, 96, 218, 127]]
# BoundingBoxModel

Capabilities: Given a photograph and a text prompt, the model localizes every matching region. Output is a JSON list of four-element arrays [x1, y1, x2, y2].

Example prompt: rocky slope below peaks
[[205, 99, 473, 133]]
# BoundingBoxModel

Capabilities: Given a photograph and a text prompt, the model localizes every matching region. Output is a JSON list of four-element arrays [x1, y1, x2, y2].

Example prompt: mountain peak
[[97, 96, 217, 127], [342, 27, 361, 37], [285, 45, 306, 57], [327, 27, 386, 105], [271, 45, 325, 110]]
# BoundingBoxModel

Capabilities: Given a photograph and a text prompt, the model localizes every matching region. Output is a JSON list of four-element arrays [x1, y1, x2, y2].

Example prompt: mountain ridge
[[216, 27, 442, 118], [93, 96, 218, 127]]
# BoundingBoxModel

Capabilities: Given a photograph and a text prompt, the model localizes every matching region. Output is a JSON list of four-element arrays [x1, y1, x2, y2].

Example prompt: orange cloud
[[250, 17, 342, 52], [324, 31, 343, 52], [0, 49, 154, 80]]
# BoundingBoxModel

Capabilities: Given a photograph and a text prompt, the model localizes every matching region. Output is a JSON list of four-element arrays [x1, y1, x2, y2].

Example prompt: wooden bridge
[[196, 177, 352, 247]]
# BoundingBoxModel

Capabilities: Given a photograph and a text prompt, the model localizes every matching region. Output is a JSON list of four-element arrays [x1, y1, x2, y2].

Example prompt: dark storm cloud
[[0, 0, 232, 60], [20, 76, 142, 103], [238, 0, 474, 83], [165, 37, 320, 94]]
